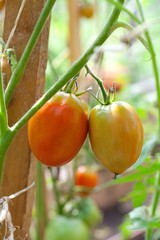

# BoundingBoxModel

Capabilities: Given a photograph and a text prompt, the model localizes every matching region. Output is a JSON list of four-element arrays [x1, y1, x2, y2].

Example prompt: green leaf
[[145, 176, 155, 186], [129, 206, 147, 221], [128, 207, 160, 230], [153, 229, 160, 240], [131, 137, 157, 169], [114, 162, 160, 185], [132, 182, 147, 208], [119, 217, 132, 240]]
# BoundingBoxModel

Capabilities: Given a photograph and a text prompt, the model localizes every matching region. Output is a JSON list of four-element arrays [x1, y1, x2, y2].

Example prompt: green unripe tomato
[[45, 215, 90, 240]]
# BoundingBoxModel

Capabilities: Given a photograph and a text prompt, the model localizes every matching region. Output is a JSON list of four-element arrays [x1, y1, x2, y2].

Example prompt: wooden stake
[[67, 0, 81, 64]]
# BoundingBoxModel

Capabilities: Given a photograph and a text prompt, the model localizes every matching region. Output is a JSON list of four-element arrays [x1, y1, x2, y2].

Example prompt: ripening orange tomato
[[89, 101, 143, 175], [28, 92, 88, 167], [75, 166, 98, 196]]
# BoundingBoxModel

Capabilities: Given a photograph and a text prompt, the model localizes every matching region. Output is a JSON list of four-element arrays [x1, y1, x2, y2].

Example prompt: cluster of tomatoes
[[28, 85, 143, 179]]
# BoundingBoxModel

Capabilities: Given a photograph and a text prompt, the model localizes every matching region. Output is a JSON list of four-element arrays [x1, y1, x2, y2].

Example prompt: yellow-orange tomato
[[0, 0, 5, 11], [75, 166, 98, 196], [28, 92, 88, 167], [89, 101, 143, 174], [79, 4, 94, 19]]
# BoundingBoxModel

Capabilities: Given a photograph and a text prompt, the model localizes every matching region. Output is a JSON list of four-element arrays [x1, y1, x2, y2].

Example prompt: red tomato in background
[[89, 101, 143, 175], [102, 65, 129, 92], [75, 166, 98, 196], [28, 92, 88, 167]]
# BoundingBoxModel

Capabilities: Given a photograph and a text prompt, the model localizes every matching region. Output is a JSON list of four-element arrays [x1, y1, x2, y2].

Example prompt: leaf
[[119, 217, 132, 240], [129, 206, 148, 221], [128, 219, 160, 230], [153, 229, 160, 240], [131, 136, 157, 169], [115, 172, 143, 184], [114, 162, 160, 185], [132, 182, 147, 208], [128, 207, 160, 230]]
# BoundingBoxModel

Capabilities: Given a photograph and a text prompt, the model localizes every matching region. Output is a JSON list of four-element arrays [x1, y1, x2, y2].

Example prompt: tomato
[[45, 215, 90, 240], [0, 0, 5, 11], [75, 197, 102, 228], [28, 92, 88, 167], [103, 76, 123, 92], [79, 3, 94, 19], [75, 166, 98, 195], [89, 101, 143, 174], [102, 65, 128, 93]]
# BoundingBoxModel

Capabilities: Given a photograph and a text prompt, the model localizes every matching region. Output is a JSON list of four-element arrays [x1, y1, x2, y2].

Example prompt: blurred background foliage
[[1, 0, 160, 239]]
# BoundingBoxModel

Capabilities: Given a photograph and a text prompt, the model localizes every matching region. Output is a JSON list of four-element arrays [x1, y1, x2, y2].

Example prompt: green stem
[[107, 0, 141, 24], [49, 167, 62, 215], [85, 64, 107, 103], [11, 0, 125, 133], [0, 128, 15, 184], [110, 21, 150, 52], [0, 62, 11, 184], [5, 0, 57, 106], [145, 171, 160, 240], [0, 61, 8, 134], [36, 162, 48, 240]]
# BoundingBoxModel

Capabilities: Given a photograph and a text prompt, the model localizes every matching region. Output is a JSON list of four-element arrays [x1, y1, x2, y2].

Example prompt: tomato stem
[[108, 0, 141, 24], [113, 173, 118, 180], [110, 21, 150, 52], [111, 82, 116, 102], [0, 61, 8, 134], [49, 167, 63, 215], [85, 64, 107, 104], [145, 170, 160, 240], [36, 162, 48, 240]]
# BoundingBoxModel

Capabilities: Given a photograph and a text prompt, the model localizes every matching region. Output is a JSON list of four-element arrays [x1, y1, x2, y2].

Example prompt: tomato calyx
[[63, 76, 79, 94]]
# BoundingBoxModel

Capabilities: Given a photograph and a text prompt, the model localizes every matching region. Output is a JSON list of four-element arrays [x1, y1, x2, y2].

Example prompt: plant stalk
[[85, 64, 107, 103], [0, 60, 8, 134], [145, 171, 160, 240], [36, 162, 48, 240], [49, 167, 62, 215]]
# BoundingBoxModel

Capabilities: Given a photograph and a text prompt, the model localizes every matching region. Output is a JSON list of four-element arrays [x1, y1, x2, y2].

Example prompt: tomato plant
[[45, 215, 90, 240], [89, 101, 144, 175], [75, 165, 98, 195], [28, 92, 88, 167]]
